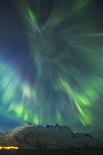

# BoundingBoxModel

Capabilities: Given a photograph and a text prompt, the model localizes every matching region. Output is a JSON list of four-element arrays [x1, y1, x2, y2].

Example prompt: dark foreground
[[0, 149, 103, 155]]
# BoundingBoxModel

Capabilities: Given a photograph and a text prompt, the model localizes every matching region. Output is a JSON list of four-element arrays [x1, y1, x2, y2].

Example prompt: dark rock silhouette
[[0, 124, 102, 149]]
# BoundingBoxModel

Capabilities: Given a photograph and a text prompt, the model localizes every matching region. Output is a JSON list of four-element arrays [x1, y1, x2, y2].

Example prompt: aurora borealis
[[0, 0, 103, 135]]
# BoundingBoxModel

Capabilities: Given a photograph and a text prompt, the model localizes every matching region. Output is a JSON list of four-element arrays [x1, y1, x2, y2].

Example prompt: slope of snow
[[0, 124, 102, 149]]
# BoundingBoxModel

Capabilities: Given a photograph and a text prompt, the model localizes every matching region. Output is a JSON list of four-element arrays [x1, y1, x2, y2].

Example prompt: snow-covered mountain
[[0, 124, 102, 149]]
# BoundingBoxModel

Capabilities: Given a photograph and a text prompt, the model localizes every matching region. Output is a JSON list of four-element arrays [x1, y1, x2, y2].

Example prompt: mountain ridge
[[0, 123, 102, 149]]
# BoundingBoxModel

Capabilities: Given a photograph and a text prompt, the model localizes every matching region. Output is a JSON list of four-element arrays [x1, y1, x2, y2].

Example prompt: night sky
[[0, 0, 103, 139]]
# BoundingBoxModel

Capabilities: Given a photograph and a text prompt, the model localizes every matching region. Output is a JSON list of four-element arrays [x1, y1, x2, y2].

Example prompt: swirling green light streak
[[0, 0, 103, 129]]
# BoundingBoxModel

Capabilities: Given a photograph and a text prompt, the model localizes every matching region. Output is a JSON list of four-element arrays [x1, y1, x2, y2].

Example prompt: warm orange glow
[[0, 146, 19, 150]]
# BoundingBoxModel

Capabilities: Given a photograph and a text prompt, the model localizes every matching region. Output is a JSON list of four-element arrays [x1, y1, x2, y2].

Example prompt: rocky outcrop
[[0, 124, 102, 149]]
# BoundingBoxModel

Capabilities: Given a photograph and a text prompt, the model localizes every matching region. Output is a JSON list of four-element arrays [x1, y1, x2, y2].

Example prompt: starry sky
[[0, 0, 103, 139]]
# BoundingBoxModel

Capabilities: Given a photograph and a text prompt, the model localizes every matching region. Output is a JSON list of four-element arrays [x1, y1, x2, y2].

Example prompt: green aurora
[[0, 0, 103, 132]]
